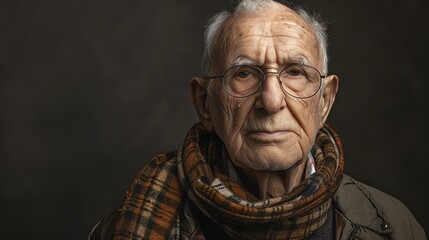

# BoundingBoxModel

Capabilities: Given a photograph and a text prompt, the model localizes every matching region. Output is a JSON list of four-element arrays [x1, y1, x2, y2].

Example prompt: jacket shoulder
[[334, 174, 426, 240]]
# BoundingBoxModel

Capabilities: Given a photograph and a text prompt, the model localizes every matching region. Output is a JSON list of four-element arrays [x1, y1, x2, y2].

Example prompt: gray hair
[[201, 0, 328, 76]]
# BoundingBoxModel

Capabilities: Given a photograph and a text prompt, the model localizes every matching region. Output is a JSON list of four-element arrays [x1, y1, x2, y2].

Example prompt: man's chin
[[236, 155, 302, 171]]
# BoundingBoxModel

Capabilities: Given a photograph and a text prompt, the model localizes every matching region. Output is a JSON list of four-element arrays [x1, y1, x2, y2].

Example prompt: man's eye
[[235, 71, 251, 78], [286, 67, 305, 77]]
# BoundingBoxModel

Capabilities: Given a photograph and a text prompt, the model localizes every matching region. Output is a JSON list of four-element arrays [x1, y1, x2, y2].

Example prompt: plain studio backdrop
[[1, 0, 428, 239]]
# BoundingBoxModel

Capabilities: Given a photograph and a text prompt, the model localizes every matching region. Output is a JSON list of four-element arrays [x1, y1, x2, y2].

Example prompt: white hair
[[202, 0, 329, 76]]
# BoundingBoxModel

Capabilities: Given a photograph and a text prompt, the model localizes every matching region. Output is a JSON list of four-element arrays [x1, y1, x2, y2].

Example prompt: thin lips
[[246, 129, 288, 134]]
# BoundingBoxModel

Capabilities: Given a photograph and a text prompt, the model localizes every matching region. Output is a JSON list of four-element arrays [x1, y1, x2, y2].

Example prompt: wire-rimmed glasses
[[206, 64, 325, 99]]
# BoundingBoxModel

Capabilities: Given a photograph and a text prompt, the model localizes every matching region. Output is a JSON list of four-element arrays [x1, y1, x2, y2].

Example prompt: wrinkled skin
[[191, 2, 339, 199]]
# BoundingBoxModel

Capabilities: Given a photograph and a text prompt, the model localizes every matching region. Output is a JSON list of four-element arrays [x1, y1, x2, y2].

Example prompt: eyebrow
[[230, 57, 257, 67], [285, 55, 309, 65], [230, 55, 311, 67]]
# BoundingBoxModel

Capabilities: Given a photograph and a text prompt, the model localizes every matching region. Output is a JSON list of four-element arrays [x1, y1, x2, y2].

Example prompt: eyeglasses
[[206, 64, 325, 99]]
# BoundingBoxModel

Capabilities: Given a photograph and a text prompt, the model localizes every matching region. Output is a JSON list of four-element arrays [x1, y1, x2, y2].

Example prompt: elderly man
[[90, 0, 425, 239]]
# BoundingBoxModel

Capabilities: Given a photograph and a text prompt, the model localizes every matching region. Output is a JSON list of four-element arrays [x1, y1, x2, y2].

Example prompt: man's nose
[[254, 74, 287, 114]]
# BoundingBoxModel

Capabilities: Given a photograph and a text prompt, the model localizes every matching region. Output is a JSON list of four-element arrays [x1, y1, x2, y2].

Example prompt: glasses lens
[[280, 65, 321, 98], [223, 65, 263, 97]]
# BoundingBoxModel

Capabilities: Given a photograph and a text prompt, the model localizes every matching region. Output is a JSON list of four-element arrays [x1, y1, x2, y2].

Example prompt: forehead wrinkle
[[263, 39, 277, 66], [226, 36, 316, 68], [220, 8, 321, 70], [271, 18, 321, 68], [238, 22, 312, 39], [275, 41, 314, 65]]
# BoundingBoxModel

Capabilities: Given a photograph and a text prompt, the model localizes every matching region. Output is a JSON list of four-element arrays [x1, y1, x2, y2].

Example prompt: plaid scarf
[[113, 123, 344, 239]]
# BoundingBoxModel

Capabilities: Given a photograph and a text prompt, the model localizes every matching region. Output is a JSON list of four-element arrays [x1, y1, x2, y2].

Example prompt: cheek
[[208, 87, 238, 137], [208, 88, 253, 151], [210, 97, 232, 134], [289, 98, 321, 137]]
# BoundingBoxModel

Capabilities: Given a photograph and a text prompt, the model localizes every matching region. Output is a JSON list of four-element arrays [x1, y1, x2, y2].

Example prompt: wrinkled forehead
[[216, 5, 320, 67]]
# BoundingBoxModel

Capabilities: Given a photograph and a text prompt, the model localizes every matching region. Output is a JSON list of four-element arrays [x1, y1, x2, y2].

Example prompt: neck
[[241, 161, 307, 200]]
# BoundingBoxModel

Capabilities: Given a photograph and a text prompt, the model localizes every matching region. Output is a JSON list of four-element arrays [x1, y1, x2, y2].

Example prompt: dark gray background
[[1, 0, 428, 239]]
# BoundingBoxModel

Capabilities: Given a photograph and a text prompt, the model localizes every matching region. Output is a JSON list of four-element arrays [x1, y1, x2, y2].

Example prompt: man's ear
[[190, 77, 214, 132], [319, 75, 339, 127]]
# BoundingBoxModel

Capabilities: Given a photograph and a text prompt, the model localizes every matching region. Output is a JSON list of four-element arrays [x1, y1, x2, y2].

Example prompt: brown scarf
[[113, 123, 344, 239]]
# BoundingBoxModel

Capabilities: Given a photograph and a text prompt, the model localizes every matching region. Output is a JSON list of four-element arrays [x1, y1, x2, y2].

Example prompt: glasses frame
[[206, 63, 326, 99]]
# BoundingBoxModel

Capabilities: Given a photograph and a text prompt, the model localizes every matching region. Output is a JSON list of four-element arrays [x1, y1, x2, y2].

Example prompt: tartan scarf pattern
[[113, 123, 344, 239], [113, 150, 183, 239]]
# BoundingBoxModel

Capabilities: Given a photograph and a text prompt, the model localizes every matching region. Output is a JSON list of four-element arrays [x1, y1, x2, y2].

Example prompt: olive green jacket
[[332, 175, 425, 239], [90, 174, 426, 239]]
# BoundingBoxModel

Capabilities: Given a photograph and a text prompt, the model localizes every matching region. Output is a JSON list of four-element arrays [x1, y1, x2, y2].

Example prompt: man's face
[[199, 6, 335, 171]]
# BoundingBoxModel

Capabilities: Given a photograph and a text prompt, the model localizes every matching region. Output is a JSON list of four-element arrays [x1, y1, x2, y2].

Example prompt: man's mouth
[[246, 130, 291, 143]]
